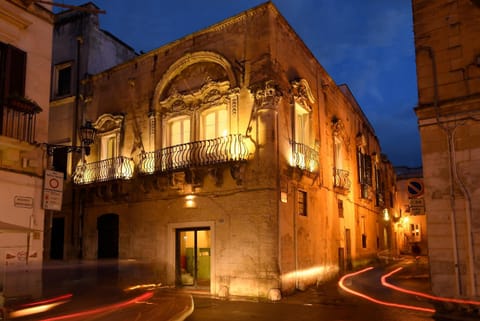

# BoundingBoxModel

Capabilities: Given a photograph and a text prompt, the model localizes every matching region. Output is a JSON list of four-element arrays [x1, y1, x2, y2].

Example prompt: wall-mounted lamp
[[47, 121, 97, 156]]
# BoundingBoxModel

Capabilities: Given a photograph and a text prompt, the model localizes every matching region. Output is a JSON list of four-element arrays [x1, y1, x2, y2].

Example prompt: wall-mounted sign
[[409, 198, 425, 207], [14, 196, 33, 208], [407, 179, 424, 197], [43, 170, 64, 211]]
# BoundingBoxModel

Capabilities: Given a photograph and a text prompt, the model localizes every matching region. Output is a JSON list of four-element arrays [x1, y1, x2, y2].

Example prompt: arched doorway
[[97, 213, 119, 259]]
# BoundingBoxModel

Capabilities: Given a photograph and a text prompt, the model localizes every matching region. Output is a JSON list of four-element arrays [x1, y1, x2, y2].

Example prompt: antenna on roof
[[27, 0, 106, 14]]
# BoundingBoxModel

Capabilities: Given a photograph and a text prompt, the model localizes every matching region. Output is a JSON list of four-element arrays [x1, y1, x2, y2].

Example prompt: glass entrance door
[[176, 228, 211, 288]]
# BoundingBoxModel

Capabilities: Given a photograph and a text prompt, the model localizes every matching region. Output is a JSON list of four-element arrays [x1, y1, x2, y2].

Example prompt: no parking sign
[[407, 179, 424, 198]]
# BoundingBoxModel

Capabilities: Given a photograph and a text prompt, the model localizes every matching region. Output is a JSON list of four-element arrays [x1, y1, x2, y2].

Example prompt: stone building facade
[[393, 167, 427, 256], [55, 2, 396, 298], [0, 0, 53, 300], [47, 2, 137, 260], [413, 0, 480, 299]]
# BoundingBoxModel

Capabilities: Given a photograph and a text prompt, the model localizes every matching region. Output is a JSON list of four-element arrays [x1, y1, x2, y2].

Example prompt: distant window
[[338, 199, 344, 218], [54, 62, 72, 97], [298, 190, 307, 216]]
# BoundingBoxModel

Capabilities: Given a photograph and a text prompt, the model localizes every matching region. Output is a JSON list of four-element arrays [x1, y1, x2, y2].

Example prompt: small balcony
[[1, 96, 42, 144], [333, 168, 351, 191], [290, 141, 319, 173], [138, 134, 251, 175], [73, 156, 135, 185]]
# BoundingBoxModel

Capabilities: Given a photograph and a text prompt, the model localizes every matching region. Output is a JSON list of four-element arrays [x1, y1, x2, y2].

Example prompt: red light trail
[[338, 267, 436, 313], [382, 267, 480, 306], [38, 291, 154, 321]]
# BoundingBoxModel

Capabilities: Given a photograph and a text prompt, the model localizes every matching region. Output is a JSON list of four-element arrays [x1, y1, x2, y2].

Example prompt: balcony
[[333, 168, 351, 191], [290, 141, 319, 173], [138, 134, 251, 175], [1, 96, 42, 143], [73, 156, 134, 185]]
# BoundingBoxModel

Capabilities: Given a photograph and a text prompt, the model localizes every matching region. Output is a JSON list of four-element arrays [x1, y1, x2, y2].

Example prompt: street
[[6, 257, 478, 321]]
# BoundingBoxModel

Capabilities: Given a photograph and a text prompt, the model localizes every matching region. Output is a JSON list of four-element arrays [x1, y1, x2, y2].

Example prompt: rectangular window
[[169, 116, 190, 146], [298, 190, 307, 216], [54, 62, 72, 97], [361, 216, 367, 248], [338, 199, 344, 218], [100, 133, 117, 160], [201, 106, 228, 140], [294, 103, 309, 145]]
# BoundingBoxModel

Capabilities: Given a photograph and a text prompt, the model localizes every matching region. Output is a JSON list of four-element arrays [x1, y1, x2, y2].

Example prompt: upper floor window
[[201, 105, 228, 140], [54, 62, 73, 97], [298, 189, 307, 216], [0, 42, 40, 143], [294, 103, 310, 145], [168, 116, 190, 146]]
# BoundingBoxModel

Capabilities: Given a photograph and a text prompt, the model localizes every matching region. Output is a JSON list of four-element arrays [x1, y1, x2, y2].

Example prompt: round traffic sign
[[407, 179, 424, 197]]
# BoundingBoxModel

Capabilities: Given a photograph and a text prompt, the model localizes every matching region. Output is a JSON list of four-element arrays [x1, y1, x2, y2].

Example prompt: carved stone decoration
[[356, 132, 367, 148], [159, 80, 233, 116], [209, 167, 224, 187], [94, 113, 124, 133], [291, 78, 316, 108], [332, 117, 351, 151], [254, 80, 282, 108], [230, 163, 245, 185], [153, 51, 238, 110]]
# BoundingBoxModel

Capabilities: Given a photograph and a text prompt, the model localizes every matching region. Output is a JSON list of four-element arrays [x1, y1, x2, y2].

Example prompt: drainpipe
[[417, 46, 477, 297]]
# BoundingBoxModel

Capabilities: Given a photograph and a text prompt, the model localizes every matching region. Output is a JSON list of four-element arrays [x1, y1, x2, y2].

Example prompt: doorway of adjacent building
[[50, 217, 64, 260], [97, 214, 119, 259], [176, 228, 211, 289]]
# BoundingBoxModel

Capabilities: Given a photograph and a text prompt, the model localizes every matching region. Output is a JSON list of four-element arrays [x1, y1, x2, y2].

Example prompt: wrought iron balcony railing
[[1, 96, 42, 143], [290, 141, 319, 173], [333, 168, 351, 190], [138, 134, 251, 174], [73, 156, 135, 185]]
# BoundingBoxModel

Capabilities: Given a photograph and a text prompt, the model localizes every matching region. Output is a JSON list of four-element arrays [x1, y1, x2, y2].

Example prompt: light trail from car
[[338, 267, 435, 313]]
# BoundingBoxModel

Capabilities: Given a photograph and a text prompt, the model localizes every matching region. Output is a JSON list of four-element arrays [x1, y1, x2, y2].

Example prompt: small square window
[[298, 190, 307, 216]]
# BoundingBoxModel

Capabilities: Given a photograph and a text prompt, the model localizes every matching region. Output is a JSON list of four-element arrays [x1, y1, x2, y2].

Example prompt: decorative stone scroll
[[291, 78, 316, 108], [159, 80, 236, 116], [254, 80, 282, 108]]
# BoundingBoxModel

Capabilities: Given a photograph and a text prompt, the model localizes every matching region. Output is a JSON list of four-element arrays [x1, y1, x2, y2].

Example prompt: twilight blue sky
[[58, 0, 421, 167]]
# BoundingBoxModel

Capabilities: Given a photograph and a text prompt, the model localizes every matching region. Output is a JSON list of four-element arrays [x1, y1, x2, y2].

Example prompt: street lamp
[[47, 121, 97, 156]]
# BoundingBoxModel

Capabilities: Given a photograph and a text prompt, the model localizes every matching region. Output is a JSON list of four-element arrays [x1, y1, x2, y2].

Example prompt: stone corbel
[[230, 163, 246, 185]]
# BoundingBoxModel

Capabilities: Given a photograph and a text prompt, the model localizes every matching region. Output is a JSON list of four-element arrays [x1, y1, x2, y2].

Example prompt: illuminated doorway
[[176, 228, 211, 288]]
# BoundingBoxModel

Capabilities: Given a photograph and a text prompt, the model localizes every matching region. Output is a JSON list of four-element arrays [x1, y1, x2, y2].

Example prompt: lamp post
[[46, 121, 96, 260], [47, 120, 97, 156]]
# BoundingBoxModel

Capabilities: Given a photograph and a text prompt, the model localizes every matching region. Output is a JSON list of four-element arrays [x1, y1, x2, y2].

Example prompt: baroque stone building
[[53, 2, 395, 298], [413, 0, 480, 299]]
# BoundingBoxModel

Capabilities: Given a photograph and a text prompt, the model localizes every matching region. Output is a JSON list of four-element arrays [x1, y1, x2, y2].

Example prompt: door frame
[[167, 221, 216, 294]]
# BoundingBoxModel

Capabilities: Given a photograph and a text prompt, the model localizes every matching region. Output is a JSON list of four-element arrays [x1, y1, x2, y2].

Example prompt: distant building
[[412, 0, 480, 300], [393, 166, 427, 256], [47, 2, 137, 260], [56, 2, 396, 299], [0, 0, 53, 300]]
